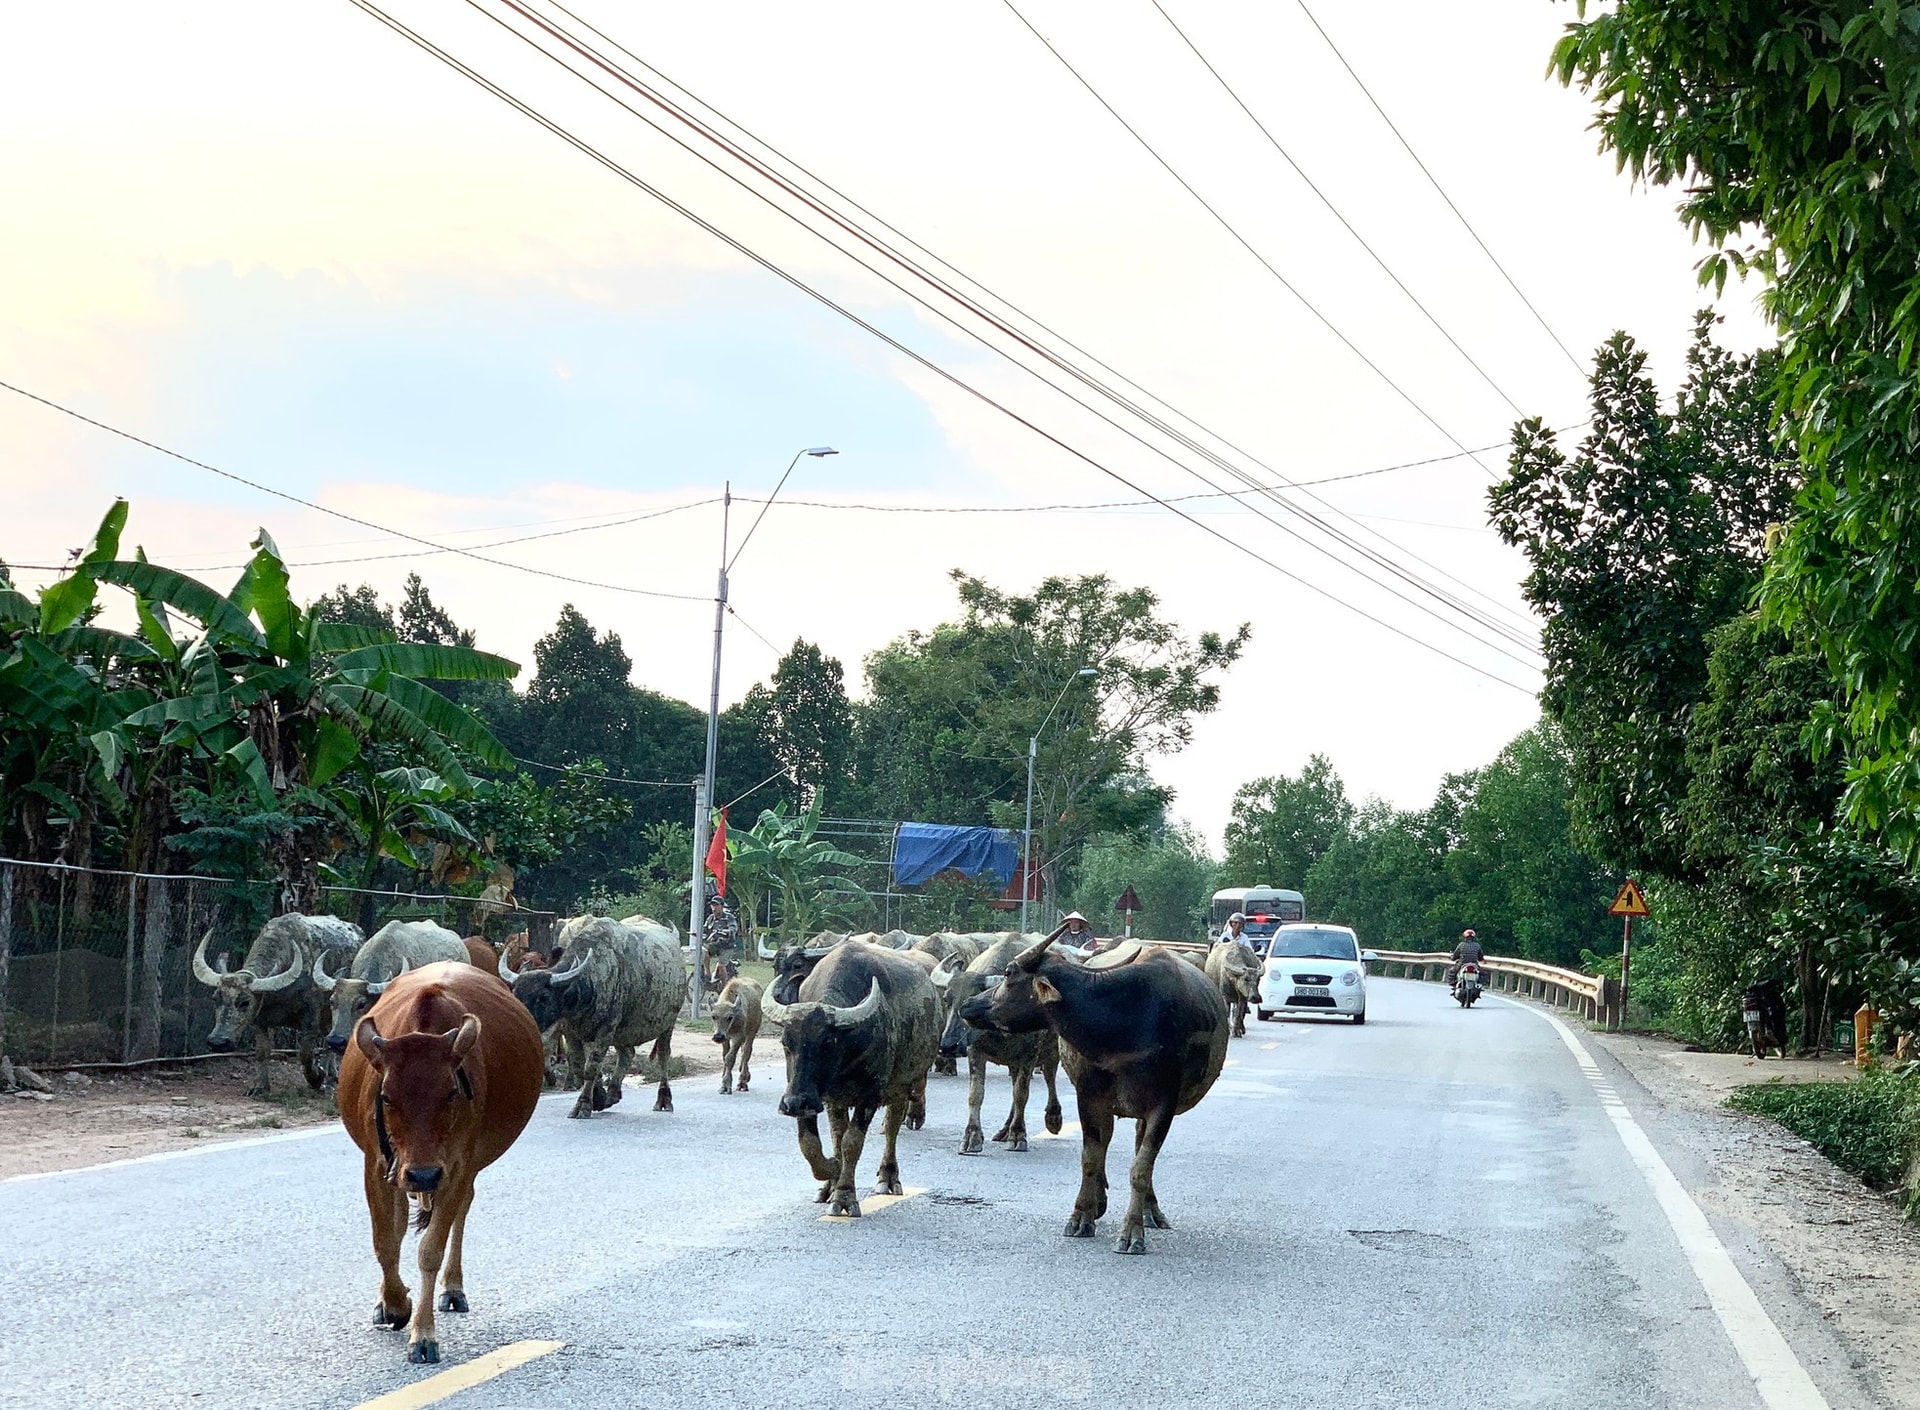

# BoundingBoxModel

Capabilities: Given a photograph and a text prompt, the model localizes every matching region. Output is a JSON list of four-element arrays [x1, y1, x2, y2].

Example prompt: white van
[[1209, 886, 1306, 949]]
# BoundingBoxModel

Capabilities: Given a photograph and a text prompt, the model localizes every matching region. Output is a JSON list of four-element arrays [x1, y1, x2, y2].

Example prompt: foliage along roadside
[[1729, 1069, 1920, 1217]]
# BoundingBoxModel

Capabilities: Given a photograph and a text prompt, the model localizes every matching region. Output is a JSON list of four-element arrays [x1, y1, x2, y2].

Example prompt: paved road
[[0, 979, 1877, 1409]]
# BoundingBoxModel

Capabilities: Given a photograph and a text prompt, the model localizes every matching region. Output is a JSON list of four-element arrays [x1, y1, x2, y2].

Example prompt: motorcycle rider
[[1446, 928, 1485, 995]]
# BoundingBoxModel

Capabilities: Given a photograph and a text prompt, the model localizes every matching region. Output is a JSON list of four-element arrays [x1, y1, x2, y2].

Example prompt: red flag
[[705, 807, 728, 898]]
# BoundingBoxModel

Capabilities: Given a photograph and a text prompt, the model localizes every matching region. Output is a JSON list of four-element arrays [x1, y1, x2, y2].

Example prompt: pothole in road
[[1347, 1229, 1470, 1259], [926, 1192, 995, 1207]]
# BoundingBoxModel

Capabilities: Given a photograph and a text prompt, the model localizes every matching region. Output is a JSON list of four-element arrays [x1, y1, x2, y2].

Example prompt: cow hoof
[[654, 1092, 673, 1113], [720, 1081, 732, 1094], [816, 1182, 833, 1204], [738, 1079, 749, 1092], [1145, 1209, 1172, 1230], [1044, 1106, 1063, 1135], [991, 1127, 1010, 1142], [875, 1176, 903, 1196], [829, 1193, 861, 1217], [1064, 1215, 1096, 1238], [960, 1129, 984, 1155], [373, 1302, 410, 1329], [1009, 1135, 1029, 1153], [1113, 1234, 1148, 1255], [409, 1339, 440, 1365], [436, 1290, 468, 1313], [906, 1114, 925, 1132]]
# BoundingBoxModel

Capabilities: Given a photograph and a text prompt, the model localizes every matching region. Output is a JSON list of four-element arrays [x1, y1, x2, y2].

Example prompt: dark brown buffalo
[[958, 924, 1227, 1254], [769, 932, 849, 1004], [765, 941, 940, 1217], [462, 936, 501, 973], [931, 936, 1063, 1153], [339, 962, 543, 1364]]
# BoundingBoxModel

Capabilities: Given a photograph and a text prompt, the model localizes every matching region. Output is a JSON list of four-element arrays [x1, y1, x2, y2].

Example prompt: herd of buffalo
[[191, 911, 1251, 1363]]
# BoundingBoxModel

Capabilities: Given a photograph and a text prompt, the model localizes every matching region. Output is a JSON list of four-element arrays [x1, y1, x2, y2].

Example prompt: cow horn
[[247, 946, 305, 993], [546, 952, 589, 987], [928, 954, 959, 992], [823, 978, 884, 1030], [312, 949, 339, 994], [760, 996, 800, 1027], [802, 945, 834, 960], [365, 958, 410, 997], [498, 946, 522, 983], [191, 929, 224, 987]]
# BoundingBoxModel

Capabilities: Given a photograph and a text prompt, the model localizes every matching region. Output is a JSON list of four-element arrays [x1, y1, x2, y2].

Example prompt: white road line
[[1517, 1000, 1831, 1410]]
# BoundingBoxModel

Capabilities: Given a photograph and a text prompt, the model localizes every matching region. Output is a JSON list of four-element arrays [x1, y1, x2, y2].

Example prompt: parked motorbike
[[1453, 963, 1483, 1008]]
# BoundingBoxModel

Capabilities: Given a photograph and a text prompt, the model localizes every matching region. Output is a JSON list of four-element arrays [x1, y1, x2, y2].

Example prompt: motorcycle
[[1453, 962, 1483, 1008]]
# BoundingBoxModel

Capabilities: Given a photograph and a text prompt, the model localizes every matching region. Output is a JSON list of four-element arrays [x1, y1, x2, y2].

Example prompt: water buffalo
[[1204, 939, 1263, 1039], [765, 941, 940, 1217], [931, 935, 1063, 1153], [710, 975, 763, 1094], [192, 915, 362, 1095], [959, 924, 1227, 1254], [501, 915, 685, 1119], [770, 932, 849, 1004], [339, 961, 542, 1365], [315, 920, 470, 1055]]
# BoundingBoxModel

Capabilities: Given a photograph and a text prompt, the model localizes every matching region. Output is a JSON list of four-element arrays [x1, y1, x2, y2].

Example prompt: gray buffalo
[[192, 915, 363, 1095], [769, 932, 850, 1005], [313, 919, 470, 1054], [959, 925, 1227, 1254], [765, 941, 940, 1217], [502, 915, 686, 1119], [931, 934, 1063, 1153], [710, 975, 763, 1094], [1204, 939, 1264, 1039]]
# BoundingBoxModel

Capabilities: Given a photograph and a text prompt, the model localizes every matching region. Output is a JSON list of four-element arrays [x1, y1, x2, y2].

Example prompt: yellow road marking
[[1260, 1042, 1279, 1051], [820, 1185, 928, 1222], [352, 1339, 564, 1410], [1036, 1120, 1082, 1141], [1224, 1058, 1240, 1068]]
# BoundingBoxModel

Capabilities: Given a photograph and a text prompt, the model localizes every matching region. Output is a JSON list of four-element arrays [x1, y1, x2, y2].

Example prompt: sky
[[0, 0, 1773, 853]]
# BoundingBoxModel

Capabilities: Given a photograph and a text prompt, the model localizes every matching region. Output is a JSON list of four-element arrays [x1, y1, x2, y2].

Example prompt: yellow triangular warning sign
[[1608, 878, 1650, 918]]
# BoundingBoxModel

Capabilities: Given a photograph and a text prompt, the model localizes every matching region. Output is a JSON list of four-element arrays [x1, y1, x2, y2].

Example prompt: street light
[[1021, 666, 1098, 933], [689, 446, 839, 1013]]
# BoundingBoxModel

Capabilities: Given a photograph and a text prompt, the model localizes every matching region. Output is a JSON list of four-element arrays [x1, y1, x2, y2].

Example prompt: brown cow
[[709, 975, 762, 1094], [339, 962, 543, 1364], [462, 936, 501, 974]]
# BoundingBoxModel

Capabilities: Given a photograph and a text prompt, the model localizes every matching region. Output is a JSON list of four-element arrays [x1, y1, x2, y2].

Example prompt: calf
[[338, 962, 543, 1364], [959, 924, 1227, 1254], [1204, 939, 1263, 1039], [710, 975, 763, 1094]]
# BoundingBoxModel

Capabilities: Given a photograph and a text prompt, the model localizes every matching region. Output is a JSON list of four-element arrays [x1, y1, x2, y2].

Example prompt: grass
[[260, 1085, 336, 1119], [1729, 1068, 1920, 1209], [234, 1115, 284, 1130], [635, 1054, 689, 1083]]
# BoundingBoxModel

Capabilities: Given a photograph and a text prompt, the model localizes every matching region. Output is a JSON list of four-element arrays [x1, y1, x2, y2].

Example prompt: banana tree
[[728, 800, 871, 942]]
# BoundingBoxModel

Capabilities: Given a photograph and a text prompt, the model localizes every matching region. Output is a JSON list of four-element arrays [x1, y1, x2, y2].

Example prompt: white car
[[1256, 923, 1377, 1025]]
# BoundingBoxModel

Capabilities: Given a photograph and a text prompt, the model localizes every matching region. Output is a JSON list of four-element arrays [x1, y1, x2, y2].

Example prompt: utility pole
[[691, 485, 731, 1017]]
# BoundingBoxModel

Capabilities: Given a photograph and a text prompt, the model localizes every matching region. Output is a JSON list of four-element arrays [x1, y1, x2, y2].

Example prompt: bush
[[1728, 1070, 1920, 1209]]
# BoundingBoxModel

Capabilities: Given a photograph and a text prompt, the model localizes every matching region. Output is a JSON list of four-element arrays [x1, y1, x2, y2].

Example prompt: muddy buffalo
[[192, 915, 362, 1095], [315, 920, 470, 1055], [959, 925, 1227, 1253], [1204, 939, 1263, 1039], [765, 941, 939, 1217], [931, 935, 1063, 1153]]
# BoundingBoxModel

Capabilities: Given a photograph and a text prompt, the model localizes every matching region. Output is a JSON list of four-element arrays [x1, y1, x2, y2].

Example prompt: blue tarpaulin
[[891, 823, 1021, 890]]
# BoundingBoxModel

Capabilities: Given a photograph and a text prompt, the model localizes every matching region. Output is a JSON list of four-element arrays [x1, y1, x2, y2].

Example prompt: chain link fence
[[0, 857, 556, 1069]]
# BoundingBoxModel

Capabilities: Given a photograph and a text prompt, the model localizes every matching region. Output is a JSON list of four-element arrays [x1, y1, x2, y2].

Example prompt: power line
[[454, 0, 1542, 662], [0, 377, 712, 604], [725, 604, 782, 656], [1148, 0, 1526, 417], [1290, 0, 1587, 376], [345, 0, 1538, 693], [514, 755, 691, 788]]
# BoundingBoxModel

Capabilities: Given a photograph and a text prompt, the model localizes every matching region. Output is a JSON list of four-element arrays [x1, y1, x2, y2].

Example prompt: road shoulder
[[1594, 1029, 1920, 1410]]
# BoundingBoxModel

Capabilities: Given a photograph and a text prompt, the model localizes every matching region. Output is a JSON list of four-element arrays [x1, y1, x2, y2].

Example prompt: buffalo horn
[[247, 945, 306, 993], [823, 977, 884, 1030], [546, 951, 589, 988], [365, 957, 410, 997], [497, 946, 522, 983], [760, 995, 800, 1028], [1011, 928, 1064, 972], [190, 929, 225, 988], [312, 949, 339, 994], [928, 954, 959, 992]]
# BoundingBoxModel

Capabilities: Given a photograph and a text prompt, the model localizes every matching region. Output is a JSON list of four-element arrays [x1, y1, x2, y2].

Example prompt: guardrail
[[1367, 949, 1621, 1029]]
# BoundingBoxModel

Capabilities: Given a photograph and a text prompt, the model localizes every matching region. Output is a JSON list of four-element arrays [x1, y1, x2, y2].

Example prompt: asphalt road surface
[[1, 979, 1877, 1410]]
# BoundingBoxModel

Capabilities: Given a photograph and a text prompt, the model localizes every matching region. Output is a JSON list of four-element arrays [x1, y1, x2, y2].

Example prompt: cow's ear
[[1033, 975, 1061, 1004], [446, 1015, 481, 1061], [354, 1017, 386, 1068]]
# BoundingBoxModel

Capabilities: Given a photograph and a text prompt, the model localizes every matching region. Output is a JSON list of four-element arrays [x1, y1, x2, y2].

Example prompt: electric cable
[[345, 0, 1540, 690], [1291, 0, 1587, 376]]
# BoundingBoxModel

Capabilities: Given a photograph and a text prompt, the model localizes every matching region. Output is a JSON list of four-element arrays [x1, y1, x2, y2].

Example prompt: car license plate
[[1295, 985, 1331, 998]]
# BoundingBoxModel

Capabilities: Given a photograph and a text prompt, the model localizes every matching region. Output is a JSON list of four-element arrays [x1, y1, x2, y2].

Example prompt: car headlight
[[1340, 970, 1359, 987]]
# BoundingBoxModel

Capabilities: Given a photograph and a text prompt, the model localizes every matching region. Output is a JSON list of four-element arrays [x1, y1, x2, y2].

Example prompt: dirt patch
[[1596, 1030, 1920, 1410], [0, 1057, 339, 1181]]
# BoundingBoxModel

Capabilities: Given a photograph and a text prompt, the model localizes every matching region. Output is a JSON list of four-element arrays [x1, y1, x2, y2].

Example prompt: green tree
[[1222, 753, 1354, 888], [1491, 317, 1798, 874], [1554, 1, 1920, 866], [1306, 799, 1445, 946], [766, 639, 855, 809], [1064, 824, 1217, 941], [311, 583, 396, 637]]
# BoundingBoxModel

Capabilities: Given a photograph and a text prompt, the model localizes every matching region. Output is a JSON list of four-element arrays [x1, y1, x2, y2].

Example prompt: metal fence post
[[123, 875, 138, 1063], [0, 864, 12, 1060]]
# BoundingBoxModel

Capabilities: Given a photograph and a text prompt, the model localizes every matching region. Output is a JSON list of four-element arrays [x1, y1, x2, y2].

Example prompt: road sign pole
[[1619, 913, 1633, 1020]]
